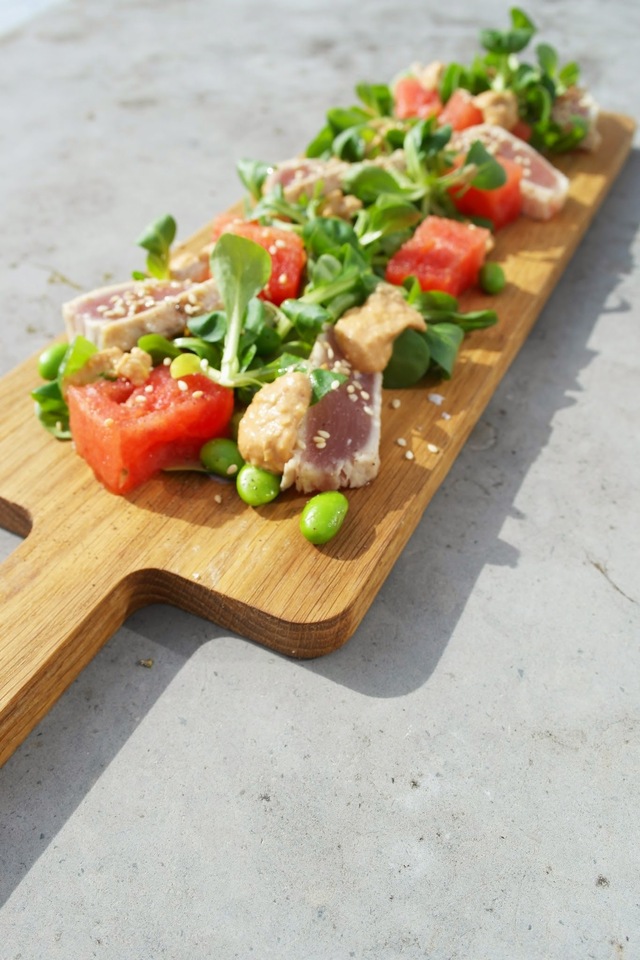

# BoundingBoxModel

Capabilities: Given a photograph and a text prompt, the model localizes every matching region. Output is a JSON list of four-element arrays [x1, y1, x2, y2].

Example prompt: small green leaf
[[356, 82, 394, 117], [136, 214, 176, 257], [137, 333, 183, 363], [309, 368, 348, 404], [237, 158, 272, 200], [536, 42, 558, 77], [424, 322, 464, 378], [186, 311, 228, 343], [465, 141, 507, 190], [382, 329, 431, 388]]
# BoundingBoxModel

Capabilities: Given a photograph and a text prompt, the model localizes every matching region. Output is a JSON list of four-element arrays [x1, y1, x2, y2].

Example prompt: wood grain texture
[[0, 112, 635, 767]]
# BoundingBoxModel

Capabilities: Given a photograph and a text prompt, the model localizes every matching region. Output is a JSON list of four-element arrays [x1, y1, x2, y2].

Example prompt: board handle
[[0, 532, 137, 768]]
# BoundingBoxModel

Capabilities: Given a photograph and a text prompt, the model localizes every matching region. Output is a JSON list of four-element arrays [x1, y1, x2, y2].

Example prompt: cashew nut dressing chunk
[[64, 346, 153, 387], [237, 371, 312, 475], [333, 283, 426, 374], [409, 60, 445, 92], [474, 89, 520, 130]]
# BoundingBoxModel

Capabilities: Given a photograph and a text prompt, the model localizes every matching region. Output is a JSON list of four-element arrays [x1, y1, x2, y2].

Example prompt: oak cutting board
[[0, 112, 635, 767]]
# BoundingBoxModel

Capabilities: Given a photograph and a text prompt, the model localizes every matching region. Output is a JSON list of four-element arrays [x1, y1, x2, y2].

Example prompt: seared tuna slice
[[262, 156, 351, 204], [281, 330, 382, 493], [551, 87, 601, 151], [169, 243, 214, 283], [63, 277, 223, 352], [451, 124, 570, 220]]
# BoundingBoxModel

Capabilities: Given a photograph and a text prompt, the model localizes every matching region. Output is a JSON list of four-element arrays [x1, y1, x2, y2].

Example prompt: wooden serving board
[[0, 112, 635, 766]]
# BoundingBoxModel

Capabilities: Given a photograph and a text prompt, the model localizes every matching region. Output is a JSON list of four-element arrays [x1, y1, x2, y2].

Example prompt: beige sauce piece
[[65, 346, 153, 388], [474, 90, 519, 130], [334, 283, 426, 374], [237, 371, 312, 475]]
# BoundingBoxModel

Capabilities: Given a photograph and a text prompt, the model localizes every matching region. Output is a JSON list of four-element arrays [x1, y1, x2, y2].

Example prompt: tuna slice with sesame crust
[[451, 124, 570, 220], [281, 329, 382, 494]]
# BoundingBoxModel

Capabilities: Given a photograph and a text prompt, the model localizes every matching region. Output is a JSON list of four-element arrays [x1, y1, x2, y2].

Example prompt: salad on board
[[31, 8, 600, 545]]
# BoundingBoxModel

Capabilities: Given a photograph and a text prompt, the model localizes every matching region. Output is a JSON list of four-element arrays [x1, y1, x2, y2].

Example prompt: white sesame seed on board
[[395, 437, 407, 447], [427, 443, 439, 453], [404, 450, 415, 461], [390, 398, 401, 409], [214, 494, 222, 504]]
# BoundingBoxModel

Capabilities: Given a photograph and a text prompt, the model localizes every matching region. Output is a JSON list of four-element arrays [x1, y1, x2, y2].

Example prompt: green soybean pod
[[236, 464, 281, 506], [479, 262, 506, 295], [200, 438, 245, 478], [38, 342, 69, 381], [300, 491, 349, 545]]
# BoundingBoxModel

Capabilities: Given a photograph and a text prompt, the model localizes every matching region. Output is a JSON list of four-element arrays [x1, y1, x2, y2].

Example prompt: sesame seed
[[348, 393, 358, 402], [404, 450, 415, 461], [427, 443, 439, 453], [135, 395, 147, 404], [214, 494, 222, 504], [316, 429, 330, 439], [360, 390, 370, 401], [200, 358, 209, 370], [145, 384, 154, 393], [103, 417, 114, 426], [396, 437, 407, 447], [441, 412, 451, 421], [363, 405, 373, 416], [274, 238, 286, 248], [346, 384, 356, 394], [177, 380, 188, 392], [390, 398, 401, 409], [192, 390, 204, 399], [330, 380, 340, 390], [268, 245, 278, 255], [278, 273, 288, 284], [226, 464, 238, 475], [163, 357, 172, 366]]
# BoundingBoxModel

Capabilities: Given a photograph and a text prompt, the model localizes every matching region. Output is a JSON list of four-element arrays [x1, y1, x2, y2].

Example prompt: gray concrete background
[[1, 1, 639, 957]]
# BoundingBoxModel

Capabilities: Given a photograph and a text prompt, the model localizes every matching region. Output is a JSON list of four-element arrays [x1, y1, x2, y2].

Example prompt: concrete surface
[[1, 1, 639, 957]]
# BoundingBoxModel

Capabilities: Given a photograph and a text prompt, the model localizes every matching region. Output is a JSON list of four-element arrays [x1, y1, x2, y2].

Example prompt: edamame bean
[[200, 438, 245, 478], [299, 491, 349, 545], [38, 342, 68, 381], [479, 262, 506, 295], [169, 352, 202, 379], [236, 464, 281, 506]]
